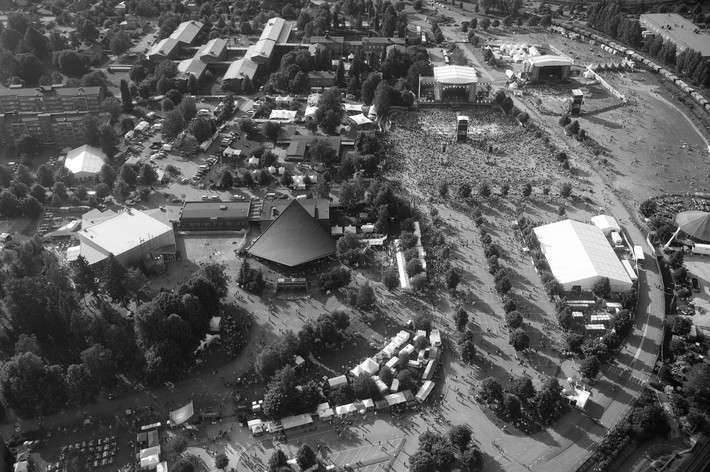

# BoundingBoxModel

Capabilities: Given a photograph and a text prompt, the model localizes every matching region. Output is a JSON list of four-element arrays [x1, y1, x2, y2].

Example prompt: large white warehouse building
[[534, 220, 633, 293]]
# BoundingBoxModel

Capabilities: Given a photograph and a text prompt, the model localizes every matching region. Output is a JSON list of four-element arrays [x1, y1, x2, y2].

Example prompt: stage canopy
[[676, 211, 710, 242], [433, 65, 478, 84]]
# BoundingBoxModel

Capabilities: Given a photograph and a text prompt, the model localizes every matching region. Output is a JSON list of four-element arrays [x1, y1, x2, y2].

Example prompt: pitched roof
[[533, 220, 632, 289], [248, 199, 335, 266], [64, 145, 107, 175], [170, 20, 204, 44]]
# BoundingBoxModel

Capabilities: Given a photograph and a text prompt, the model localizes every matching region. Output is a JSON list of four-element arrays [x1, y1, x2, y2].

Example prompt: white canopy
[[304, 106, 318, 118], [335, 403, 357, 416], [591, 215, 621, 234], [349, 114, 372, 126], [534, 220, 632, 292]]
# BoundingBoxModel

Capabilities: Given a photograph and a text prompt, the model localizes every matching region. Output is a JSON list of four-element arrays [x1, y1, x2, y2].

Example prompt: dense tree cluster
[[236, 259, 266, 295], [256, 309, 350, 381]]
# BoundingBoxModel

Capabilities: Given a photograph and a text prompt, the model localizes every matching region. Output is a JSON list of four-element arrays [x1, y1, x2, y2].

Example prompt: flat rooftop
[[640, 13, 710, 56], [179, 201, 252, 220], [79, 209, 173, 257]]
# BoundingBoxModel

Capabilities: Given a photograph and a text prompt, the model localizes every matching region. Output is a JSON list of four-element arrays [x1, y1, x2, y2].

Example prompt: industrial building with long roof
[[533, 219, 633, 292], [248, 199, 335, 267]]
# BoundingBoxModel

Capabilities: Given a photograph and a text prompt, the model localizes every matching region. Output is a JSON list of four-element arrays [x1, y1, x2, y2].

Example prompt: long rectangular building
[[0, 112, 89, 146], [640, 13, 710, 57], [0, 85, 103, 114], [175, 201, 252, 230]]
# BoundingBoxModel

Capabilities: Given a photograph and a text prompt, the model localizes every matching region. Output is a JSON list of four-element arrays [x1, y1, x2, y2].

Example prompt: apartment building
[[0, 86, 104, 114]]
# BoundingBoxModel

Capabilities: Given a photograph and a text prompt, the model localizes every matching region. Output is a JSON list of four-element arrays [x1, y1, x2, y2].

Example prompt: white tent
[[223, 147, 242, 158], [269, 109, 297, 122], [64, 145, 108, 180], [358, 358, 380, 376], [349, 114, 372, 127], [591, 215, 621, 234], [328, 375, 348, 388], [416, 381, 435, 402], [335, 403, 357, 417], [534, 220, 633, 292], [248, 156, 259, 166], [304, 106, 318, 118]]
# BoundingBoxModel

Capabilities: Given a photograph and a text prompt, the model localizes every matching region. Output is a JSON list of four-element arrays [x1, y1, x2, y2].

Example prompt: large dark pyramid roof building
[[248, 199, 336, 266]]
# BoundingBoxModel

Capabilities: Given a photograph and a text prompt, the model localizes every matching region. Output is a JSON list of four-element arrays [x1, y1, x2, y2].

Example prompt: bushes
[[318, 267, 352, 291]]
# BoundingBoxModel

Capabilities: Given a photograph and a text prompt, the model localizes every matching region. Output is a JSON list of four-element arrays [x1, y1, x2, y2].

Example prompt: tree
[[65, 363, 99, 404], [510, 376, 536, 403], [509, 328, 529, 351], [336, 233, 366, 266], [382, 267, 399, 291], [24, 26, 48, 59], [15, 134, 41, 156], [460, 337, 477, 363], [454, 307, 469, 332], [447, 424, 472, 450], [99, 164, 116, 188], [262, 121, 281, 142], [357, 282, 376, 310], [315, 89, 344, 134], [461, 447, 483, 472], [560, 182, 572, 198], [580, 355, 600, 379], [361, 72, 382, 105], [478, 182, 491, 198], [409, 451, 436, 472], [670, 316, 692, 336], [0, 191, 21, 217], [535, 377, 565, 423], [192, 117, 213, 144], [318, 267, 351, 291], [139, 164, 157, 186], [522, 182, 532, 197], [1, 28, 22, 52], [685, 363, 710, 402], [309, 139, 338, 164], [54, 50, 88, 76], [269, 450, 290, 471], [104, 254, 129, 305], [110, 30, 133, 55], [445, 267, 462, 291], [162, 109, 186, 141], [480, 377, 503, 403], [214, 454, 229, 471], [295, 444, 317, 471], [119, 164, 137, 187], [0, 352, 67, 417], [458, 182, 472, 199], [219, 170, 234, 189], [505, 310, 523, 329], [17, 53, 45, 85], [73, 255, 98, 298], [480, 18, 491, 30], [540, 14, 552, 27], [631, 404, 670, 440], [592, 277, 611, 299], [565, 120, 580, 135], [101, 97, 122, 124], [503, 393, 522, 419], [352, 374, 380, 400], [20, 196, 41, 218], [169, 435, 189, 456], [501, 96, 514, 114]]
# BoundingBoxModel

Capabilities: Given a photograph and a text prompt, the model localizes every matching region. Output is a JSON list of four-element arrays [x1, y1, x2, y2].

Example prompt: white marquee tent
[[591, 215, 621, 234], [534, 220, 633, 292]]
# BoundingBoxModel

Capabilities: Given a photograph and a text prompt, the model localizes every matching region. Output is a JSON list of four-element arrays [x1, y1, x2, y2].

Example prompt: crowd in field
[[390, 108, 562, 198]]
